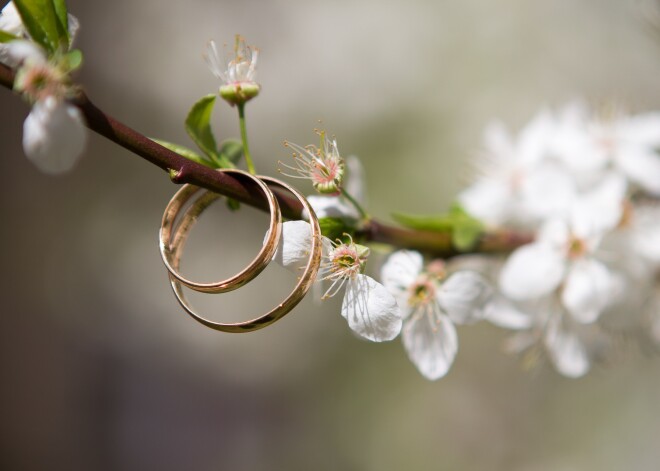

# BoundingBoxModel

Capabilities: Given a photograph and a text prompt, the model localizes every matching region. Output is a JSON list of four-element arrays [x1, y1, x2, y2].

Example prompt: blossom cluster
[[459, 102, 660, 377], [281, 107, 660, 380]]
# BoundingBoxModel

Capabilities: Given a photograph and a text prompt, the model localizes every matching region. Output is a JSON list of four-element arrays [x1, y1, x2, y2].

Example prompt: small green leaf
[[51, 0, 69, 43], [219, 139, 244, 164], [62, 48, 82, 71], [185, 95, 219, 156], [392, 212, 454, 231], [13, 0, 67, 53], [0, 30, 18, 43], [393, 204, 484, 252], [151, 138, 213, 167], [225, 198, 240, 211], [452, 224, 483, 251], [319, 217, 353, 241]]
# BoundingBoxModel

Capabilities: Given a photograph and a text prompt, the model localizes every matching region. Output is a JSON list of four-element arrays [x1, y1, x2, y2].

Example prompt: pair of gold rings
[[159, 169, 322, 333]]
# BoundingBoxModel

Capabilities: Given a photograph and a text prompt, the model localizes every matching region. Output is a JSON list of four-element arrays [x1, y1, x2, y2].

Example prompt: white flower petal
[[484, 296, 533, 330], [67, 13, 80, 46], [499, 243, 565, 300], [561, 258, 615, 324], [570, 172, 626, 238], [537, 219, 570, 248], [517, 109, 555, 165], [544, 315, 590, 378], [630, 205, 660, 264], [0, 2, 23, 36], [402, 311, 457, 380], [620, 112, 660, 146], [458, 179, 512, 226], [305, 194, 359, 220], [437, 271, 491, 324], [380, 250, 423, 301], [6, 39, 46, 65], [615, 144, 660, 196], [23, 97, 86, 174], [341, 274, 402, 342], [272, 220, 330, 271], [520, 163, 575, 221]]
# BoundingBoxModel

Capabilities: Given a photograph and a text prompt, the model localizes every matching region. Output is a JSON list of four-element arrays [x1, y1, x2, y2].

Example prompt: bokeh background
[[2, 0, 660, 469]]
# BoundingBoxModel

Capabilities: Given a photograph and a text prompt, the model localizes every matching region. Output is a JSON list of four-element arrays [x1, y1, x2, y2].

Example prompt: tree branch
[[0, 62, 532, 257]]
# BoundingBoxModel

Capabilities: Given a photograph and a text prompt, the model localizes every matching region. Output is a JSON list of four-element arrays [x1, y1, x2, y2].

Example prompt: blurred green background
[[2, 0, 660, 469]]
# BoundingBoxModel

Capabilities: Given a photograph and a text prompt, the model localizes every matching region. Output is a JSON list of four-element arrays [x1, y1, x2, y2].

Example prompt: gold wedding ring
[[160, 173, 322, 333], [160, 168, 282, 293]]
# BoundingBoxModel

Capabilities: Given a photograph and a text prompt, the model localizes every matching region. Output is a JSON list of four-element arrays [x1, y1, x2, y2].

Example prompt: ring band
[[168, 176, 322, 333], [159, 168, 282, 293]]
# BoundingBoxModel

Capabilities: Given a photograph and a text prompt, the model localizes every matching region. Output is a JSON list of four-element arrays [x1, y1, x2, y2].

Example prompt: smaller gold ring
[[159, 168, 282, 293], [169, 176, 322, 333]]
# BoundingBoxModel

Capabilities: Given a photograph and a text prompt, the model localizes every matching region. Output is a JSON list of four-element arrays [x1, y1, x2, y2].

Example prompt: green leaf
[[218, 139, 244, 164], [185, 95, 219, 156], [51, 0, 69, 43], [225, 198, 240, 211], [62, 48, 82, 71], [392, 212, 454, 231], [151, 138, 213, 167], [13, 0, 67, 54], [0, 30, 18, 43], [319, 217, 354, 241], [393, 204, 484, 252], [452, 224, 483, 251]]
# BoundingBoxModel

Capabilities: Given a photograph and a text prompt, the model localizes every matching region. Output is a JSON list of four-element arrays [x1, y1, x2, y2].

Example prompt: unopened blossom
[[381, 250, 491, 380], [273, 221, 402, 342], [8, 41, 86, 173], [280, 130, 346, 195], [204, 35, 260, 106]]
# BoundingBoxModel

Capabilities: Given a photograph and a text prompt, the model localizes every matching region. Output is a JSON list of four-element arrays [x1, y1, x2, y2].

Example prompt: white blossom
[[204, 35, 260, 105], [458, 111, 576, 227], [273, 221, 402, 342], [381, 250, 491, 379], [499, 174, 625, 324]]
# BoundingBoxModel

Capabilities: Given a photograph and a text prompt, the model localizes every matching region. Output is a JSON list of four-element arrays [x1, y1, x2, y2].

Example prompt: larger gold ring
[[168, 176, 322, 333], [159, 168, 282, 293]]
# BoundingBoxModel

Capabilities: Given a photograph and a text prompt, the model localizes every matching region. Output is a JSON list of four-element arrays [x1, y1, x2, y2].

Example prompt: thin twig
[[0, 62, 533, 256]]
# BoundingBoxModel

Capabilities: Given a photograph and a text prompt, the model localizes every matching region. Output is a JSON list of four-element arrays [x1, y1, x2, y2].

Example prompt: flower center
[[17, 64, 66, 102], [408, 276, 436, 307], [566, 236, 587, 259], [329, 245, 362, 278]]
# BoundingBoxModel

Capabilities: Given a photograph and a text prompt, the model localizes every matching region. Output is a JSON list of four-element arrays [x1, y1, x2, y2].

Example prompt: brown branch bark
[[0, 62, 532, 257]]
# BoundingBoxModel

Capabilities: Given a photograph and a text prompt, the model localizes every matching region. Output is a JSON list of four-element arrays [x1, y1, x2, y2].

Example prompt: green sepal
[[319, 217, 354, 242], [12, 0, 67, 54], [61, 48, 82, 72], [0, 30, 18, 43], [392, 204, 484, 252], [151, 138, 214, 168], [185, 94, 233, 168]]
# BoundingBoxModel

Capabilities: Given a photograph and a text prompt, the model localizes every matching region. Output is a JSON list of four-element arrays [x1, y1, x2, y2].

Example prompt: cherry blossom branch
[[0, 62, 532, 256]]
